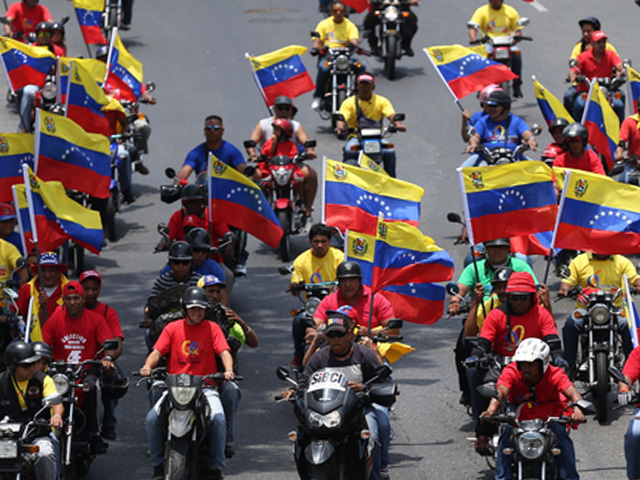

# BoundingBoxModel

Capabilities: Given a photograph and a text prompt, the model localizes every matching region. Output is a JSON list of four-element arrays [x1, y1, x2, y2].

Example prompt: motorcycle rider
[[363, 0, 419, 57], [50, 21, 66, 56], [552, 123, 606, 175], [559, 252, 639, 369], [464, 90, 537, 167], [0, 341, 64, 480], [140, 286, 234, 480], [614, 98, 640, 183], [149, 241, 202, 297], [0, 202, 23, 253], [468, 0, 524, 98], [568, 30, 625, 123], [460, 84, 503, 142], [615, 345, 640, 480], [481, 338, 584, 480], [0, 237, 27, 291], [3, 0, 52, 39], [541, 118, 569, 168], [335, 73, 407, 177], [310, 0, 363, 111], [289, 223, 344, 366]]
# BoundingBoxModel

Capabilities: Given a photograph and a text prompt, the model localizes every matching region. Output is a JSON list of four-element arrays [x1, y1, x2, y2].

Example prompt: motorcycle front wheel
[[106, 195, 117, 242], [277, 210, 291, 262], [595, 351, 610, 424], [384, 36, 397, 80], [166, 440, 188, 480]]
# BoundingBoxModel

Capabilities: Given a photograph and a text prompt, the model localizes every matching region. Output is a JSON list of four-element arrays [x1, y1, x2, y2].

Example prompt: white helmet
[[513, 338, 551, 373]]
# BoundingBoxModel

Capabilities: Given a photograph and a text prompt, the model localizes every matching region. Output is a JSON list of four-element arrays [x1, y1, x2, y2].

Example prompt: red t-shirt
[[260, 139, 300, 177], [498, 363, 573, 421], [153, 319, 230, 376], [86, 300, 124, 340], [42, 307, 114, 363], [167, 208, 229, 262], [620, 116, 640, 157], [553, 149, 606, 175], [622, 345, 640, 382], [315, 286, 395, 329], [479, 304, 558, 357], [6, 3, 51, 36], [574, 49, 622, 92]]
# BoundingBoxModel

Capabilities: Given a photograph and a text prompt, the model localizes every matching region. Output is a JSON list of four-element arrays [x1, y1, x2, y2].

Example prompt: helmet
[[181, 184, 204, 203], [4, 341, 41, 368], [578, 16, 601, 31], [272, 118, 293, 139], [186, 227, 211, 250], [479, 84, 502, 105], [274, 96, 293, 107], [31, 341, 53, 361], [491, 267, 514, 285], [50, 21, 65, 34], [548, 117, 569, 133], [562, 122, 589, 145], [168, 241, 193, 261], [484, 90, 511, 110], [95, 45, 109, 59], [35, 21, 51, 33], [541, 144, 564, 162], [513, 338, 551, 373], [100, 371, 129, 399], [182, 286, 210, 310], [336, 261, 362, 279], [484, 238, 511, 248]]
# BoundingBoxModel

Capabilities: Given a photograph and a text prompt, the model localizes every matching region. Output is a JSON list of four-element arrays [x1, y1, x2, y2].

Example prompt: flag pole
[[423, 48, 465, 113], [544, 170, 571, 285], [102, 27, 117, 87], [24, 297, 33, 343], [580, 79, 596, 124], [11, 185, 28, 258], [625, 64, 635, 116], [244, 52, 273, 115], [207, 152, 214, 242], [321, 156, 327, 225]]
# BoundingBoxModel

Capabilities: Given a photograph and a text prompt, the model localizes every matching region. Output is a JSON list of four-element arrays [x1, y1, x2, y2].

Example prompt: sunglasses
[[205, 125, 222, 131], [275, 105, 291, 111], [510, 294, 532, 302], [326, 330, 347, 339], [171, 260, 191, 266], [18, 361, 37, 368], [37, 31, 51, 37]]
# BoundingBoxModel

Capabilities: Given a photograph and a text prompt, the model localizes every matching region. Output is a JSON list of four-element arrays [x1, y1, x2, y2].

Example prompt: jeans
[[564, 85, 578, 112], [461, 154, 488, 168], [511, 53, 522, 88], [618, 162, 640, 185], [116, 144, 132, 193], [624, 407, 640, 479], [219, 381, 241, 447], [292, 313, 314, 358], [50, 431, 61, 480], [343, 137, 396, 177], [562, 314, 633, 366], [364, 404, 389, 480], [102, 396, 118, 433], [32, 436, 58, 480], [122, 0, 134, 24], [146, 389, 226, 470], [496, 423, 578, 480], [573, 90, 625, 124], [19, 85, 39, 133]]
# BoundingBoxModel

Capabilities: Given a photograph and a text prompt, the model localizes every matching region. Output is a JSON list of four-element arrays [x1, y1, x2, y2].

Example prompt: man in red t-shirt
[[482, 338, 584, 480], [553, 122, 606, 175], [140, 286, 233, 480], [3, 0, 51, 39], [617, 346, 640, 479]]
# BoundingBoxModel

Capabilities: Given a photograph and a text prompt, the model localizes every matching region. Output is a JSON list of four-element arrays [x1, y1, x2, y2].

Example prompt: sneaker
[[122, 189, 135, 205], [120, 23, 131, 31], [404, 46, 414, 57], [474, 435, 492, 456], [513, 85, 523, 98], [101, 429, 116, 441], [224, 445, 236, 458], [301, 214, 312, 233], [134, 160, 149, 175], [234, 263, 247, 277], [381, 467, 391, 480], [89, 434, 108, 455], [204, 468, 223, 480], [152, 463, 164, 480], [311, 98, 321, 111]]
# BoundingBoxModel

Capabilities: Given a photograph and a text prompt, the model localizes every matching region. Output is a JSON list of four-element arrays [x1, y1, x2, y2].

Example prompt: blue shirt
[[475, 114, 530, 152], [469, 111, 487, 127], [5, 232, 23, 255], [183, 141, 245, 175], [160, 258, 226, 282]]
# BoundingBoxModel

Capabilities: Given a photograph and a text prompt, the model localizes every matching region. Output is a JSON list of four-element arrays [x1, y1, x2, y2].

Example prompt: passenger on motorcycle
[[289, 223, 344, 366], [260, 119, 299, 163], [335, 73, 406, 177], [481, 338, 584, 480], [0, 202, 23, 253], [0, 237, 26, 291], [0, 341, 64, 480], [3, 0, 51, 39], [50, 21, 66, 56], [463, 90, 536, 167], [552, 122, 606, 175], [568, 30, 625, 123], [363, 0, 419, 57], [149, 241, 202, 297], [460, 84, 503, 142], [544, 117, 570, 156], [614, 98, 640, 183], [468, 0, 524, 98], [310, 1, 363, 111], [615, 345, 640, 480], [140, 286, 234, 480], [559, 252, 639, 368]]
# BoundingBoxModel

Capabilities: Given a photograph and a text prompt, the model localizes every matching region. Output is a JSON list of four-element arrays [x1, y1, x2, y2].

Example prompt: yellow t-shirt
[[0, 238, 21, 287], [476, 295, 502, 332], [13, 375, 57, 410], [469, 4, 520, 38], [315, 16, 359, 49], [338, 94, 395, 132], [291, 247, 344, 285]]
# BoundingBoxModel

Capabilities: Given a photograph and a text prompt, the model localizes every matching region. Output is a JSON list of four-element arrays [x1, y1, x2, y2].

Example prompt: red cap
[[357, 73, 375, 85], [63, 281, 85, 297], [505, 272, 537, 295], [79, 270, 101, 284], [0, 203, 15, 221], [591, 30, 607, 42]]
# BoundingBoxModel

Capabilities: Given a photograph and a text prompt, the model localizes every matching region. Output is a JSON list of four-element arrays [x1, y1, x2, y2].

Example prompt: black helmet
[[336, 261, 362, 279], [484, 238, 511, 248], [484, 90, 511, 110], [186, 227, 211, 250], [578, 16, 601, 31], [35, 21, 51, 33], [100, 365, 129, 399], [31, 341, 53, 361], [5, 341, 40, 368], [563, 122, 589, 145], [50, 21, 65, 34], [492, 267, 515, 285], [274, 95, 293, 107], [95, 44, 108, 59], [181, 184, 204, 203], [548, 117, 569, 133], [168, 241, 193, 261], [182, 286, 209, 310]]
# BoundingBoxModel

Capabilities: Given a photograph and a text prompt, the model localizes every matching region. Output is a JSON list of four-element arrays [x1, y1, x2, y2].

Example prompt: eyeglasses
[[37, 31, 51, 37], [510, 294, 532, 302], [205, 125, 222, 131], [275, 106, 291, 111], [326, 330, 347, 339], [171, 260, 191, 266]]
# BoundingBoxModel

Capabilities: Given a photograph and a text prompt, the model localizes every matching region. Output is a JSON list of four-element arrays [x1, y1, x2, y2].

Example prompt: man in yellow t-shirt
[[310, 1, 361, 110], [288, 223, 343, 366], [0, 238, 27, 292], [468, 0, 524, 98]]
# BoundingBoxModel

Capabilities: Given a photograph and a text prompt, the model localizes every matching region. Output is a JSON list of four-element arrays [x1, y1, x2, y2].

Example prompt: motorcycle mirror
[[3, 288, 19, 303], [243, 140, 256, 149], [446, 212, 463, 225], [610, 163, 625, 176], [517, 17, 530, 27], [0, 17, 9, 26], [310, 30, 320, 39], [304, 139, 317, 148], [15, 257, 26, 270], [276, 366, 291, 381], [608, 365, 629, 385], [530, 123, 542, 136], [573, 399, 596, 415], [43, 393, 63, 407], [243, 165, 256, 177], [159, 185, 182, 204], [375, 364, 393, 380], [393, 113, 405, 122], [145, 81, 156, 93], [165, 167, 176, 179], [476, 382, 498, 399], [101, 339, 119, 352], [445, 282, 460, 296], [60, 15, 70, 24], [385, 318, 403, 330], [568, 59, 579, 69], [27, 32, 36, 43], [157, 222, 169, 236], [278, 265, 294, 275], [624, 59, 633, 68]]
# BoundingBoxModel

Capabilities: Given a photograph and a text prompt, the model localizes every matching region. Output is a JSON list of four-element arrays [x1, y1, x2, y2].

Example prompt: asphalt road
[[2, 0, 640, 478]]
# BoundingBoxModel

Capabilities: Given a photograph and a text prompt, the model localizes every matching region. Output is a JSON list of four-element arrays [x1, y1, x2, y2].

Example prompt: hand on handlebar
[[139, 366, 152, 377], [618, 388, 633, 406]]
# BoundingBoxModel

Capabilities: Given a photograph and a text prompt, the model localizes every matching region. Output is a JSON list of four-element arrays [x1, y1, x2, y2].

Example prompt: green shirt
[[457, 257, 537, 301]]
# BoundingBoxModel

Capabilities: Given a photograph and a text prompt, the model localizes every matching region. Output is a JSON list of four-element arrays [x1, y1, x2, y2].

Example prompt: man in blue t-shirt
[[463, 90, 537, 167]]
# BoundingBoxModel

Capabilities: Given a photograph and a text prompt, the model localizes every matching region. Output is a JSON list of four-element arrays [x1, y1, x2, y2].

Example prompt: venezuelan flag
[[34, 111, 111, 199], [583, 80, 619, 172], [72, 0, 107, 45], [248, 45, 315, 107], [511, 231, 554, 257], [66, 60, 110, 136], [57, 57, 106, 104], [209, 156, 283, 249], [0, 134, 34, 202], [0, 37, 55, 93], [458, 161, 558, 245], [323, 158, 423, 235], [379, 282, 446, 325], [533, 77, 574, 126], [345, 229, 376, 286], [105, 32, 143, 102], [627, 65, 640, 113], [424, 44, 517, 99], [359, 153, 389, 176], [555, 169, 640, 255]]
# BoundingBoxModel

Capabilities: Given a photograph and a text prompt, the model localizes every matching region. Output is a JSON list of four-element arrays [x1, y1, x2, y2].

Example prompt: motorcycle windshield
[[306, 369, 349, 414]]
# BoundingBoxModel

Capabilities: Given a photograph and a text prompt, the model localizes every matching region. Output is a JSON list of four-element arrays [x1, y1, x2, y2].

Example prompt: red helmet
[[541, 144, 564, 161], [479, 84, 503, 105], [272, 118, 293, 139]]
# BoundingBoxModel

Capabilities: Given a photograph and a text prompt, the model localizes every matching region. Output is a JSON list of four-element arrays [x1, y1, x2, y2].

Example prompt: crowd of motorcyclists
[[3, 0, 640, 479]]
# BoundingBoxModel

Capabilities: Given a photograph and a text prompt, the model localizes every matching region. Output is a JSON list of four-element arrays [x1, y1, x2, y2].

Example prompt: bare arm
[[140, 349, 162, 376], [247, 122, 264, 161]]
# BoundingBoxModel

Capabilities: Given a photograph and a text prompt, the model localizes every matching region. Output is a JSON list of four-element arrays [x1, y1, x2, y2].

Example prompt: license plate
[[0, 439, 18, 458], [363, 142, 381, 154]]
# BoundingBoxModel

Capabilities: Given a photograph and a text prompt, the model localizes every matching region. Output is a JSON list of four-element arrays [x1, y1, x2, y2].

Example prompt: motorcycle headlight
[[170, 386, 197, 406], [307, 410, 341, 429], [516, 431, 545, 460], [335, 55, 350, 71], [274, 167, 292, 186], [52, 373, 70, 396], [384, 6, 399, 21], [304, 297, 322, 316], [308, 411, 324, 428], [41, 83, 56, 101], [590, 304, 610, 325], [0, 440, 18, 459]]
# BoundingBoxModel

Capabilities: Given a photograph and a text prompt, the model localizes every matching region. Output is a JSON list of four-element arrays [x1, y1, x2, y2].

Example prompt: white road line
[[528, 0, 548, 13]]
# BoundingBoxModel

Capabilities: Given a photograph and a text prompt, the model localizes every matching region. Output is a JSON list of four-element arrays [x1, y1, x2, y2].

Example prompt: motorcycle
[[276, 363, 396, 480], [567, 62, 626, 122], [102, 0, 121, 42], [611, 151, 640, 184], [0, 262, 27, 371], [120, 81, 156, 161]]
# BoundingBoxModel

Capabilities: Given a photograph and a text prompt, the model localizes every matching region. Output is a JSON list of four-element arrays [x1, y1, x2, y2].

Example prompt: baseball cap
[[357, 73, 375, 85], [326, 315, 349, 335], [591, 30, 607, 42], [197, 274, 226, 288], [63, 281, 85, 297], [0, 203, 16, 221], [79, 270, 101, 283]]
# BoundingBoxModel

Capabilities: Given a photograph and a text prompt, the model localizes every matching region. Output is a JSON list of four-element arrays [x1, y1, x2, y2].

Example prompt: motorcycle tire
[[595, 351, 610, 424], [62, 462, 77, 480], [277, 210, 291, 262], [106, 195, 117, 242], [70, 244, 85, 278], [166, 440, 188, 480], [336, 89, 347, 112], [308, 462, 338, 480], [384, 36, 397, 80], [108, 5, 119, 29]]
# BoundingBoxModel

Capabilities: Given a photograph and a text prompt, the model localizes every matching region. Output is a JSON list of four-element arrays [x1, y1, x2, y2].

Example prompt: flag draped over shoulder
[[424, 44, 518, 99], [0, 37, 55, 93], [323, 158, 423, 235], [34, 110, 111, 198], [209, 156, 283, 249], [457, 162, 558, 245], [105, 31, 143, 102], [247, 45, 315, 107], [533, 77, 574, 126], [0, 133, 34, 202], [72, 0, 107, 45], [66, 60, 110, 136], [554, 169, 640, 254], [583, 80, 619, 171]]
